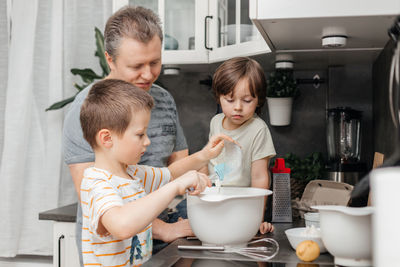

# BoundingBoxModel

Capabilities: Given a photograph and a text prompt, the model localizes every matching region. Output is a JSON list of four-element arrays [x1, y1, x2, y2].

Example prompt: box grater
[[271, 158, 292, 222]]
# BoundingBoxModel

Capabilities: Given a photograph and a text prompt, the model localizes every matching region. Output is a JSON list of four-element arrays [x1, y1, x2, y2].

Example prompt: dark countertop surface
[[39, 203, 77, 222], [143, 222, 334, 267], [38, 204, 334, 266]]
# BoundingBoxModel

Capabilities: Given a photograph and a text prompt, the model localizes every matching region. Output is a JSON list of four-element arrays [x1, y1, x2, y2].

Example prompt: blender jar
[[327, 107, 362, 163]]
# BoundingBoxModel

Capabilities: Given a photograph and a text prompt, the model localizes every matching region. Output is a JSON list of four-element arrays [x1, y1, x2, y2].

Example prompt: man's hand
[[163, 219, 194, 243], [153, 218, 194, 243]]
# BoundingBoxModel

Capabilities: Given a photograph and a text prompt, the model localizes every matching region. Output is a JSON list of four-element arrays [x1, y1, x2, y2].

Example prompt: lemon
[[296, 240, 320, 262]]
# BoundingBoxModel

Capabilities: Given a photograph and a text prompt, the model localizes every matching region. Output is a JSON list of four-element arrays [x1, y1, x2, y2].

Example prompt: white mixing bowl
[[285, 227, 327, 253], [187, 187, 272, 247], [313, 205, 374, 267]]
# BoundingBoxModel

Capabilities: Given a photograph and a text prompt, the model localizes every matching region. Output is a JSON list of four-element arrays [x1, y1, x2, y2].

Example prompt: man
[[62, 6, 190, 266]]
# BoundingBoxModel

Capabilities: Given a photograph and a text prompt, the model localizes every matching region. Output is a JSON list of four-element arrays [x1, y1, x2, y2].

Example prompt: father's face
[[106, 36, 162, 91]]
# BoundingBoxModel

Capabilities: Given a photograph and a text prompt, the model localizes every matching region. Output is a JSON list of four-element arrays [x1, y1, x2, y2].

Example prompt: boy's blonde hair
[[80, 79, 154, 149], [212, 57, 267, 114]]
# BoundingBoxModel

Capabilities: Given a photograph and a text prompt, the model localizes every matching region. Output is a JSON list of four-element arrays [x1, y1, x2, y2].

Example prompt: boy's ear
[[97, 129, 113, 148]]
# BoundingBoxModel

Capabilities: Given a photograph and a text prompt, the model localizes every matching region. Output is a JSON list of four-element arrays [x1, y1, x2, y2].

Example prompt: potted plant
[[266, 69, 299, 126], [45, 27, 109, 111]]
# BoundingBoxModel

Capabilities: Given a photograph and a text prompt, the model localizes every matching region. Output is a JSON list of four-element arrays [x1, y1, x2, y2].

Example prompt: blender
[[326, 107, 366, 185]]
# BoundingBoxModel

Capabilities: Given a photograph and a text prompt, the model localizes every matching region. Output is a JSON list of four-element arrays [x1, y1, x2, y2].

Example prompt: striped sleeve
[[86, 179, 123, 238], [129, 165, 171, 193]]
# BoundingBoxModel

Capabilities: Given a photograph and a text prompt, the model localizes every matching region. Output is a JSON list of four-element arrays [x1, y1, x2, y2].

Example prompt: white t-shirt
[[80, 165, 170, 266], [208, 113, 276, 187]]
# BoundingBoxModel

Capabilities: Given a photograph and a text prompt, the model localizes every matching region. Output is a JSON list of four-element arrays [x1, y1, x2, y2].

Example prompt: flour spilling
[[212, 141, 243, 193]]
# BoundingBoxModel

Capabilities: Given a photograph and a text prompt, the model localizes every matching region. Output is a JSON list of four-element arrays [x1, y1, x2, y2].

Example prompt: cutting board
[[368, 152, 385, 205]]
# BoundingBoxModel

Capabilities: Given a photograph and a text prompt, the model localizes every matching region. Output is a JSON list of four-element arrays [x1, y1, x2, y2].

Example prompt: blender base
[[327, 162, 367, 186], [328, 171, 361, 185]]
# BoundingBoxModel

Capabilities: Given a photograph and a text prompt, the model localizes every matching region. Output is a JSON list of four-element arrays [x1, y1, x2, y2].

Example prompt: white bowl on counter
[[187, 187, 272, 247], [313, 205, 374, 267], [285, 227, 327, 253]]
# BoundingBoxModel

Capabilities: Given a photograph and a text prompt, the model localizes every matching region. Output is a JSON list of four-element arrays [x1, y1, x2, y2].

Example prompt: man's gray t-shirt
[[62, 83, 188, 167]]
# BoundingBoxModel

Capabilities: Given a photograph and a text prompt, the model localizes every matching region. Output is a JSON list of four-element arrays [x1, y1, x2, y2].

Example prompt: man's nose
[[141, 65, 153, 80]]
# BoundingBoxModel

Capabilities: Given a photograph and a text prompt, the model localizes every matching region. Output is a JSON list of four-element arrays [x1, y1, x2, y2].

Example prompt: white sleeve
[[251, 126, 276, 161]]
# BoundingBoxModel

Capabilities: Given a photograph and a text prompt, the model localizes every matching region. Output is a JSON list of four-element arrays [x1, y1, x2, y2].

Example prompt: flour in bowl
[[214, 179, 221, 193], [300, 225, 321, 237]]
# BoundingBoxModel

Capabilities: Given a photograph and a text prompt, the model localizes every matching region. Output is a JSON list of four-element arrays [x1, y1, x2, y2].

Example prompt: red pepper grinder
[[271, 158, 292, 222]]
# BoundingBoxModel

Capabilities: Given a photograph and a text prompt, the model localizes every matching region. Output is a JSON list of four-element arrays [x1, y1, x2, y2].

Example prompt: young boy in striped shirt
[[79, 79, 234, 266]]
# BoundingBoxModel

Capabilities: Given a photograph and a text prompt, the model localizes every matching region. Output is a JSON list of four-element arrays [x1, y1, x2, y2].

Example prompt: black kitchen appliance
[[351, 16, 400, 204], [326, 107, 366, 185]]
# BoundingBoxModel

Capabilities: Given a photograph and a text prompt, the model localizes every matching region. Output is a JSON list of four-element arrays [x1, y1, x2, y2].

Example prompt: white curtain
[[0, 0, 112, 257]]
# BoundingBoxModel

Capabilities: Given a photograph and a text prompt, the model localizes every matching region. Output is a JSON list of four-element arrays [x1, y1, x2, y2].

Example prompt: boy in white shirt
[[206, 57, 276, 234], [79, 79, 233, 266]]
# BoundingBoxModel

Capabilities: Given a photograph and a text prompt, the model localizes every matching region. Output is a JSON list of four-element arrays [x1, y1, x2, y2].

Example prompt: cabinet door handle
[[204, 15, 213, 50], [58, 234, 65, 267]]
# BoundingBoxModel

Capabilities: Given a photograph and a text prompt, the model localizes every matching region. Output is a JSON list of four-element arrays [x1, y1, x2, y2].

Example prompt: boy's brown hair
[[80, 79, 154, 149], [212, 57, 267, 114], [105, 6, 163, 61]]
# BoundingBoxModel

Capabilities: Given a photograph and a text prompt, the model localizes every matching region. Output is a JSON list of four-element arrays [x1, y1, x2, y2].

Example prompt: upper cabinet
[[250, 0, 400, 52], [207, 0, 270, 63], [113, 0, 270, 64]]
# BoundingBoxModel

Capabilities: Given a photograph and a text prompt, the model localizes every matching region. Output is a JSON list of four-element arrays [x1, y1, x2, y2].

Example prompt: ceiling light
[[322, 35, 347, 48], [275, 54, 294, 69], [275, 61, 294, 69], [163, 65, 180, 75]]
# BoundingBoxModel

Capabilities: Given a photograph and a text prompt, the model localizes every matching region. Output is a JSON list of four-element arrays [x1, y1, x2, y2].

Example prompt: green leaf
[[74, 83, 88, 91], [71, 68, 102, 83], [46, 27, 110, 111], [267, 69, 299, 98], [94, 27, 110, 76], [281, 152, 326, 182], [45, 95, 77, 111]]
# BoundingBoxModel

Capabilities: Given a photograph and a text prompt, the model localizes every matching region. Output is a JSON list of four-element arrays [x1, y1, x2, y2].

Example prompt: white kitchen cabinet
[[113, 0, 270, 64], [53, 222, 80, 267], [250, 0, 400, 52]]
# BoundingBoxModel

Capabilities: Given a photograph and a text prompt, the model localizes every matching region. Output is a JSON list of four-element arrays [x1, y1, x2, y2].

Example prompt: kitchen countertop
[[38, 196, 184, 222], [38, 204, 334, 266], [142, 222, 334, 267], [38, 203, 77, 222]]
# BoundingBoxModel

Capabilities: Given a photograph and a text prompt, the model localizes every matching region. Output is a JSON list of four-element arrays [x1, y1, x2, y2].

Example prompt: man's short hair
[[104, 6, 163, 60], [80, 79, 154, 149]]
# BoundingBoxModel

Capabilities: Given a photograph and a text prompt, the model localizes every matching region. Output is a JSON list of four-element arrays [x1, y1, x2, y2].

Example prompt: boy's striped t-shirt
[[80, 165, 170, 267]]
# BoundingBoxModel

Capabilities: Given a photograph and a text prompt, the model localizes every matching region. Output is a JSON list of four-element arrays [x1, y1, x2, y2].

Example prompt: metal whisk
[[178, 238, 279, 261]]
